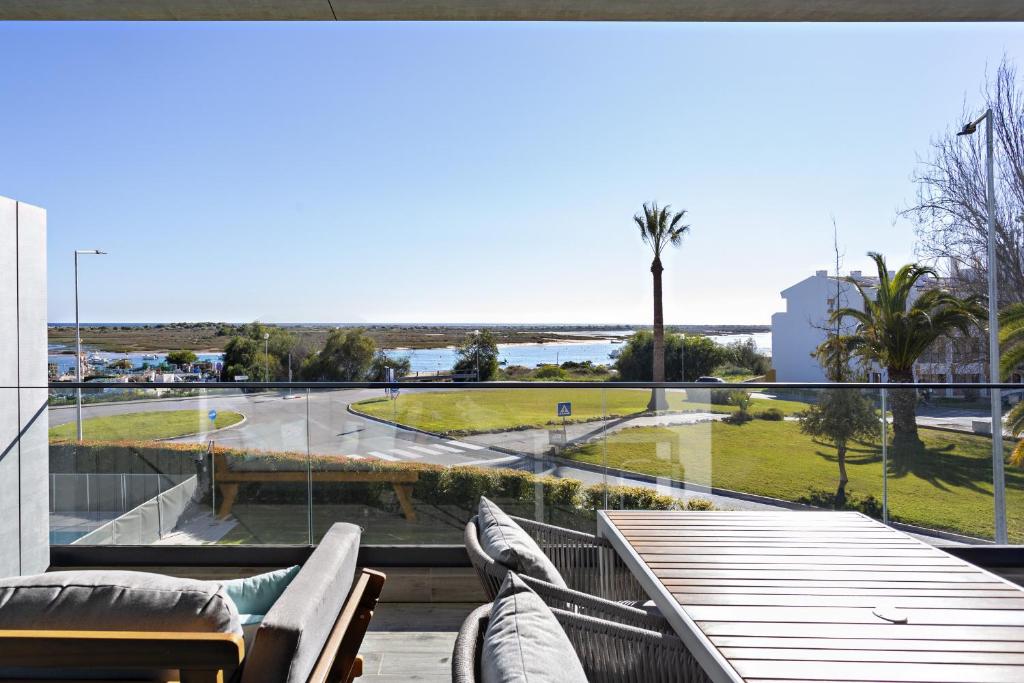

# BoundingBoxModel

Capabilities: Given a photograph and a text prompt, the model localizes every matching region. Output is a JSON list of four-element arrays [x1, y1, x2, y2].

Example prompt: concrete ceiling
[[3, 1, 1024, 22]]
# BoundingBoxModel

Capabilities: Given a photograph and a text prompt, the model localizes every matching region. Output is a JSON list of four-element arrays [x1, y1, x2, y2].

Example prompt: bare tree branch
[[904, 57, 1024, 307]]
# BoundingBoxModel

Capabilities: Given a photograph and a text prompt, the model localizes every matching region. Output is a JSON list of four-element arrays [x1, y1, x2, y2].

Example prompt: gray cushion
[[0, 570, 241, 634], [241, 523, 361, 683], [477, 497, 566, 588], [482, 573, 587, 683]]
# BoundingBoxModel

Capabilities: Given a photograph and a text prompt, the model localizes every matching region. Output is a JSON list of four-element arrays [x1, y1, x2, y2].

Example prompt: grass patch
[[565, 419, 1023, 541], [49, 409, 244, 441], [352, 389, 809, 435]]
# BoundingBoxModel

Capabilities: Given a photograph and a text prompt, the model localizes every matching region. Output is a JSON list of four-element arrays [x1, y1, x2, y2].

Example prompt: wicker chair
[[465, 515, 668, 631], [452, 603, 710, 683]]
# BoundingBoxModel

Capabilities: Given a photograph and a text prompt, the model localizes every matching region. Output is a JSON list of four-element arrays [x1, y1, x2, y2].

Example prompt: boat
[[87, 353, 106, 365], [142, 353, 159, 360]]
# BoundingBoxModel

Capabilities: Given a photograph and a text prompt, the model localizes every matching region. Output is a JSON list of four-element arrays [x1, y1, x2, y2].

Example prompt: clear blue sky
[[2, 21, 1022, 325]]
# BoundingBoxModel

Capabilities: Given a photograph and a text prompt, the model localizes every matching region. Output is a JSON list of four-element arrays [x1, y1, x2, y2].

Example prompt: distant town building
[[771, 270, 985, 392]]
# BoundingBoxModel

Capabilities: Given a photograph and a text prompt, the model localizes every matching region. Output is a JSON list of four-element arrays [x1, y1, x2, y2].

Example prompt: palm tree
[[998, 303, 1024, 465], [634, 202, 690, 411], [832, 252, 985, 445]]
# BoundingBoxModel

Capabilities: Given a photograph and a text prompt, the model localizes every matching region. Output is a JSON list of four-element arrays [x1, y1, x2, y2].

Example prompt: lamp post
[[957, 108, 1007, 543], [263, 332, 270, 382], [473, 329, 480, 381], [74, 249, 107, 442]]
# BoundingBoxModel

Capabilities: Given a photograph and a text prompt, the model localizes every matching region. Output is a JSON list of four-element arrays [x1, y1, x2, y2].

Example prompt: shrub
[[502, 365, 532, 378], [534, 364, 568, 380], [684, 497, 716, 511], [797, 488, 884, 518], [579, 485, 680, 518], [721, 390, 753, 424], [758, 408, 784, 421], [615, 331, 728, 382], [723, 411, 753, 425], [709, 388, 732, 405]]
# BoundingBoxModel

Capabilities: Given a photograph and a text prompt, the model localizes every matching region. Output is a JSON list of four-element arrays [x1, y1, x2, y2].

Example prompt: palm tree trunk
[[648, 256, 667, 411], [836, 440, 848, 508], [888, 366, 920, 449]]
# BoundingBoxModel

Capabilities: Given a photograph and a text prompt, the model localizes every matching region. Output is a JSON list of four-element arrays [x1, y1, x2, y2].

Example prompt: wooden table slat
[[698, 621, 1024, 640], [718, 647, 1024, 665], [661, 578, 1013, 591], [731, 658, 1024, 682], [710, 636, 1024, 653], [687, 604, 1024, 626], [672, 593, 1024, 609]]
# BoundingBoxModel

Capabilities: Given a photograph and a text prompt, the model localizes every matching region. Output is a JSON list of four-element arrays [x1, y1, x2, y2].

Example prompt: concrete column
[[0, 195, 48, 577]]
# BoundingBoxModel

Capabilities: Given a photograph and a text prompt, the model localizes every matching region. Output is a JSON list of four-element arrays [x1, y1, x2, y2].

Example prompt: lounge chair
[[0, 523, 383, 683]]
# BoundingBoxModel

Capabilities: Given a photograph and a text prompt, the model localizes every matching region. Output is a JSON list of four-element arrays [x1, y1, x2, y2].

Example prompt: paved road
[[50, 389, 521, 469]]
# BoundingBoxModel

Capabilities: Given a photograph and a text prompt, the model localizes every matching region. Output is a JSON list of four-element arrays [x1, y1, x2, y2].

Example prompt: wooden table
[[597, 510, 1024, 683]]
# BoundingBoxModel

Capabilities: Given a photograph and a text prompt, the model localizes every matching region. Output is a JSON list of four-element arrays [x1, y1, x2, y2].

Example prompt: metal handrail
[[42, 380, 1024, 390]]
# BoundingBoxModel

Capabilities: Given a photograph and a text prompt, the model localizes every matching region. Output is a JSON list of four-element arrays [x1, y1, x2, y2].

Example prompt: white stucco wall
[[771, 271, 865, 382]]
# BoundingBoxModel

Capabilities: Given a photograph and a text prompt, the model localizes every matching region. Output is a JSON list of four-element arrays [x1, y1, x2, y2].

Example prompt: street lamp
[[74, 249, 107, 442], [263, 332, 270, 382], [473, 329, 480, 381], [957, 108, 1007, 543]]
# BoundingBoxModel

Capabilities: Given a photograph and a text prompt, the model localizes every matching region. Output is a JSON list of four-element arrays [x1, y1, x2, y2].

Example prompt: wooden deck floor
[[359, 602, 478, 682]]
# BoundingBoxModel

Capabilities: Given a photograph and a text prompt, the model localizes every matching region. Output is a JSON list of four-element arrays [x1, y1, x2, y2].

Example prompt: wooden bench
[[213, 453, 419, 521]]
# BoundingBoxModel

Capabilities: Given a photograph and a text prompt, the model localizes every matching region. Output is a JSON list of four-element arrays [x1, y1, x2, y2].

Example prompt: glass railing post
[[306, 387, 313, 546], [992, 386, 1008, 543], [881, 387, 888, 525], [601, 387, 608, 509]]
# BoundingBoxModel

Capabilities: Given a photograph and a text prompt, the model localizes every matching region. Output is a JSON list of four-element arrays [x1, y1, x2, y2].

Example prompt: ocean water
[[390, 332, 771, 374], [47, 350, 223, 375], [49, 332, 771, 376]]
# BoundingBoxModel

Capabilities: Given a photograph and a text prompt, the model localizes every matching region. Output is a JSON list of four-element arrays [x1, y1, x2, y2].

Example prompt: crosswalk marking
[[388, 448, 422, 459], [367, 451, 399, 461], [359, 440, 491, 461], [446, 440, 485, 450], [406, 445, 441, 456]]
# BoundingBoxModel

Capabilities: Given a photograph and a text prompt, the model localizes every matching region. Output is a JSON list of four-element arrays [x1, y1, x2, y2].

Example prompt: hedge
[[51, 440, 714, 531]]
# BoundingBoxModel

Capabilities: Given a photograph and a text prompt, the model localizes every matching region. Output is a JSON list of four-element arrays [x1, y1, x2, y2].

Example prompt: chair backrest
[[464, 516, 509, 600]]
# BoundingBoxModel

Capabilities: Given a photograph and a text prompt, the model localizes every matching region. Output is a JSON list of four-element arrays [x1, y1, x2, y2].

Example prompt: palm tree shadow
[[810, 436, 996, 496]]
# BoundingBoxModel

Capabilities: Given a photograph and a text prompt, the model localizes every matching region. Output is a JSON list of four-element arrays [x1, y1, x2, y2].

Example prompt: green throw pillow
[[221, 565, 301, 619]]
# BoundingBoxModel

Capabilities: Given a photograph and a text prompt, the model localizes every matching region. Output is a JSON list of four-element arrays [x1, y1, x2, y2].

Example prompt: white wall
[[0, 195, 48, 576], [772, 273, 832, 382], [771, 272, 863, 382]]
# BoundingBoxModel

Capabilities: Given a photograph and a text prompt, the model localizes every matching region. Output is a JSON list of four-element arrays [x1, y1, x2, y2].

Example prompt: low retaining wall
[[75, 475, 198, 545]]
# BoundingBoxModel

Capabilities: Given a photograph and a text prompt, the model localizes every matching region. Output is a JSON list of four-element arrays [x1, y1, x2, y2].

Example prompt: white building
[[771, 270, 985, 387]]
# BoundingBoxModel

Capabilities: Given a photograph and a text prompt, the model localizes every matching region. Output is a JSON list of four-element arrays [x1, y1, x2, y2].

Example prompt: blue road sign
[[208, 409, 217, 422], [557, 402, 572, 417]]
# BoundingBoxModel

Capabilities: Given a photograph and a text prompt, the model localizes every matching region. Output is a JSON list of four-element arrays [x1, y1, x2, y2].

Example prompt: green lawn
[[49, 409, 244, 441], [352, 389, 809, 435], [565, 419, 1024, 541]]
